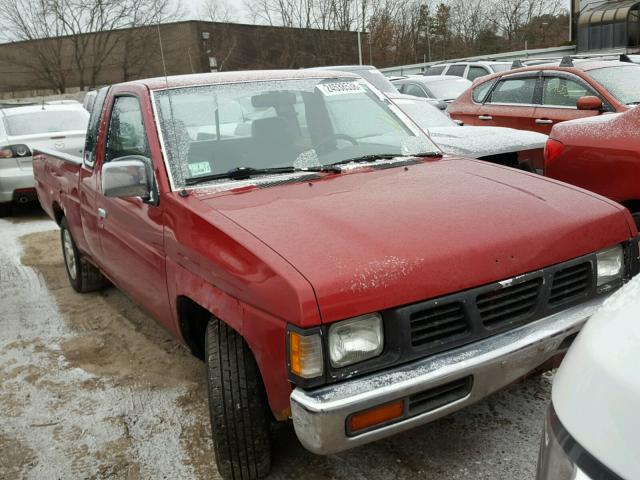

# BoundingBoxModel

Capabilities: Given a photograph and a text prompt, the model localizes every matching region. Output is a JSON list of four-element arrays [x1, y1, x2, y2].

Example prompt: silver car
[[0, 103, 88, 216]]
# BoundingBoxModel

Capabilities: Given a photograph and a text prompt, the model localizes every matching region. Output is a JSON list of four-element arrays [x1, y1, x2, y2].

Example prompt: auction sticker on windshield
[[316, 82, 366, 96]]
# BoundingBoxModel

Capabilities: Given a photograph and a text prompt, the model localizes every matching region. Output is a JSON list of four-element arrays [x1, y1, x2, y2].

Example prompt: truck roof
[[127, 69, 360, 91]]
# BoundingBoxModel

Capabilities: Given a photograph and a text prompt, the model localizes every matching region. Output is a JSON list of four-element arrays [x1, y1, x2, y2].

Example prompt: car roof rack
[[511, 59, 524, 69], [559, 56, 574, 67]]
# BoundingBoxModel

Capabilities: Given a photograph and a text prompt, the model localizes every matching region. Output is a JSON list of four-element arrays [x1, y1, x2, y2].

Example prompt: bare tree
[[200, 0, 237, 22]]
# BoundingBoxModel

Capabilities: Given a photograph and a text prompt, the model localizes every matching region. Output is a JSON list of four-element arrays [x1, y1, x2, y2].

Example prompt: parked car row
[[30, 68, 639, 480]]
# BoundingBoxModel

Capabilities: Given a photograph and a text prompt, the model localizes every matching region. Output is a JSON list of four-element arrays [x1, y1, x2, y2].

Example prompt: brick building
[[0, 21, 366, 98]]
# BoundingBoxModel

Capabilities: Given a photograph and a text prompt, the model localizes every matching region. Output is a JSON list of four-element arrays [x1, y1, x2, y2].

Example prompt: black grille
[[408, 376, 473, 416], [549, 262, 592, 306], [477, 278, 542, 329], [409, 302, 469, 347]]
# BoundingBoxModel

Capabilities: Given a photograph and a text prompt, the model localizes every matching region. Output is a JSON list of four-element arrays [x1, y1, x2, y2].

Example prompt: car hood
[[428, 126, 547, 158], [553, 276, 640, 480], [197, 158, 632, 323]]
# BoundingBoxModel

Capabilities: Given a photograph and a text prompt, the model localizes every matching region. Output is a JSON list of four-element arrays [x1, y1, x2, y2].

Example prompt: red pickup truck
[[33, 70, 640, 480], [545, 105, 640, 229]]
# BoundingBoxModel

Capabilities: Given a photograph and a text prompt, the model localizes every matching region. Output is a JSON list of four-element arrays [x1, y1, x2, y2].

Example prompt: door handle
[[97, 208, 107, 219], [535, 119, 554, 125], [478, 115, 493, 120]]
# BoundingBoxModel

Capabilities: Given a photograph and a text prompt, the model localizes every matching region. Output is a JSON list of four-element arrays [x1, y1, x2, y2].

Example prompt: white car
[[392, 95, 547, 172], [392, 75, 472, 104], [0, 103, 89, 216], [537, 273, 640, 480], [423, 61, 512, 80]]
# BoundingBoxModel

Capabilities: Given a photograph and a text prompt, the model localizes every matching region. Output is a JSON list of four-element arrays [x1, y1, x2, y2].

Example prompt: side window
[[105, 96, 149, 162], [541, 77, 592, 107], [403, 84, 428, 98], [488, 77, 538, 105], [468, 66, 489, 81], [424, 66, 445, 76], [83, 87, 109, 168], [472, 80, 495, 103], [447, 65, 467, 77]]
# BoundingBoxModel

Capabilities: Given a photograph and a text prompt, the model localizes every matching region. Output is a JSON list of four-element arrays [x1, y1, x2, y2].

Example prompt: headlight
[[596, 244, 623, 287], [537, 408, 578, 480], [328, 313, 383, 368]]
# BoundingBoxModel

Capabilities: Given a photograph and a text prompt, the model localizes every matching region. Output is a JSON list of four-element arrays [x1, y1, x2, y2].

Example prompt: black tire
[[205, 319, 272, 480], [60, 217, 106, 293], [0, 202, 12, 218]]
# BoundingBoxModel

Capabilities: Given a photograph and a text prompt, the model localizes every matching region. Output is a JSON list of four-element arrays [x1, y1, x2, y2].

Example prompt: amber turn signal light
[[349, 400, 404, 433], [289, 330, 323, 379]]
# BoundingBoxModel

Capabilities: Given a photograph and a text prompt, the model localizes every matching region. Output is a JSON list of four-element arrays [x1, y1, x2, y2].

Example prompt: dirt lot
[[1, 207, 553, 479]]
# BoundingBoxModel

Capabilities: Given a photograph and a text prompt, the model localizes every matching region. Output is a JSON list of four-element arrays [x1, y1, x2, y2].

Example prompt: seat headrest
[[251, 117, 291, 145]]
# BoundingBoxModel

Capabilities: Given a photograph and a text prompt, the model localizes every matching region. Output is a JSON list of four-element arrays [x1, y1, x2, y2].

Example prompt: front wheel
[[205, 319, 272, 480], [60, 217, 106, 293]]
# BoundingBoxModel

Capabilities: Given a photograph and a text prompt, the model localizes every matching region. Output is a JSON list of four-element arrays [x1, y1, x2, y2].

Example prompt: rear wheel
[[60, 217, 106, 293], [205, 318, 272, 480], [0, 202, 12, 218]]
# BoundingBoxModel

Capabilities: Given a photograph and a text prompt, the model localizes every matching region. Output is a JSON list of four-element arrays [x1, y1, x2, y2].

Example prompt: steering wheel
[[315, 133, 359, 152]]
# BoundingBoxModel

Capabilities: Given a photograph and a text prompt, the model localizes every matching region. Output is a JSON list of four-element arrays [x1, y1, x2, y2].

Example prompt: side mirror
[[102, 155, 158, 205], [576, 96, 603, 111]]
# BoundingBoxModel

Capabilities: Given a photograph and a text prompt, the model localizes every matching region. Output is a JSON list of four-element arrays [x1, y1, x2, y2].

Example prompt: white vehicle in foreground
[[0, 103, 89, 216], [537, 275, 640, 480], [393, 95, 547, 172]]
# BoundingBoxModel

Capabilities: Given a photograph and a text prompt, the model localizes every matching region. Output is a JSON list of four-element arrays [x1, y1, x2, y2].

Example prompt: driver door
[[96, 94, 170, 323]]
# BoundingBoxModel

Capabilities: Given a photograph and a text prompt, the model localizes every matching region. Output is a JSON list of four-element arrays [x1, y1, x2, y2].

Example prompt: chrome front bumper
[[290, 296, 608, 455]]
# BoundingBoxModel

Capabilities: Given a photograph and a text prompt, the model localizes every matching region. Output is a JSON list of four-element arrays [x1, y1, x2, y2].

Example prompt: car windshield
[[356, 69, 398, 93], [588, 65, 640, 105], [393, 98, 456, 129], [490, 63, 510, 72], [153, 78, 437, 187], [3, 109, 88, 136], [425, 79, 471, 100]]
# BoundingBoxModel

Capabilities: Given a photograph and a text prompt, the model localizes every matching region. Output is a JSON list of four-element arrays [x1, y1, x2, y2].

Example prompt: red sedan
[[544, 104, 640, 227], [448, 58, 640, 135]]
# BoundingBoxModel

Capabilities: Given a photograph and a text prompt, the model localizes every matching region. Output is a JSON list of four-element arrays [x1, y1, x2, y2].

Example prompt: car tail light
[[0, 144, 32, 159], [544, 139, 564, 166]]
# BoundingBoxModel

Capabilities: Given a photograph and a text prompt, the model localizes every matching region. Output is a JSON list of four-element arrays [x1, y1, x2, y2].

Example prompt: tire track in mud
[[0, 220, 217, 479]]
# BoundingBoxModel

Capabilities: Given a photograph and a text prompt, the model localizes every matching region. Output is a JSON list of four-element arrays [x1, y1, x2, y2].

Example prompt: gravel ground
[[0, 206, 552, 479]]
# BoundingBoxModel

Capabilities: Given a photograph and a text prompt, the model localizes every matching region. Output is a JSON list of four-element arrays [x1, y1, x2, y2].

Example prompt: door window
[[403, 84, 428, 98], [105, 96, 149, 162], [489, 77, 538, 105], [447, 65, 467, 77], [541, 77, 591, 108], [472, 80, 495, 103], [424, 65, 445, 75], [468, 66, 489, 81]]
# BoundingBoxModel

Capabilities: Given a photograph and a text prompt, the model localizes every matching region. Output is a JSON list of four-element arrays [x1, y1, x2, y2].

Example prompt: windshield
[[490, 63, 510, 72], [393, 98, 456, 129], [3, 109, 89, 136], [153, 78, 436, 187], [426, 79, 471, 100], [588, 65, 640, 105], [356, 69, 398, 93]]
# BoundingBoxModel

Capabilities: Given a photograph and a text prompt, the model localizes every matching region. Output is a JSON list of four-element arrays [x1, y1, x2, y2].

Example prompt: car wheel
[[0, 202, 12, 218], [60, 217, 106, 293], [205, 318, 272, 480]]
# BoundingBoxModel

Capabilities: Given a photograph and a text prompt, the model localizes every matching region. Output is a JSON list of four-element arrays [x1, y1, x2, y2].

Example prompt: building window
[[614, 21, 627, 47], [629, 8, 640, 47]]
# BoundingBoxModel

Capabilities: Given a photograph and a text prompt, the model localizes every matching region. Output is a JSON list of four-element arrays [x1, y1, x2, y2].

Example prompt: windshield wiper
[[327, 152, 442, 168], [185, 165, 342, 186]]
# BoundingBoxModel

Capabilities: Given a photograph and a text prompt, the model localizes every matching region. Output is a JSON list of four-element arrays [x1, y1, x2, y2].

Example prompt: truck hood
[[429, 126, 547, 158], [198, 158, 632, 323]]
